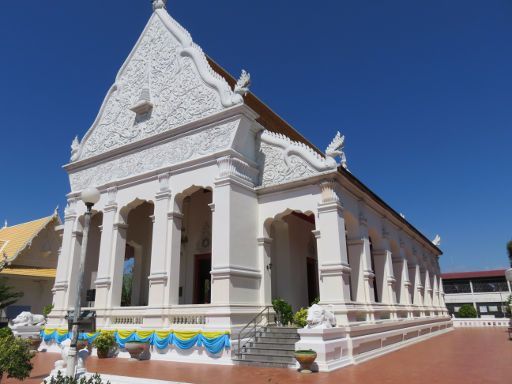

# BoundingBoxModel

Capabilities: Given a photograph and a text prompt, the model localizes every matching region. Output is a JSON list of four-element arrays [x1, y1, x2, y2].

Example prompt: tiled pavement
[[5, 328, 512, 384]]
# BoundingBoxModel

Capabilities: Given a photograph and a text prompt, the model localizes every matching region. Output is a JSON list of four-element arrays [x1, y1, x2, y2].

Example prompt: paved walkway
[[5, 328, 512, 384]]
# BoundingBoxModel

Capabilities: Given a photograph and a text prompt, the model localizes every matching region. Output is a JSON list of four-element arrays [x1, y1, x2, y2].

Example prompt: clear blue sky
[[0, 1, 510, 272]]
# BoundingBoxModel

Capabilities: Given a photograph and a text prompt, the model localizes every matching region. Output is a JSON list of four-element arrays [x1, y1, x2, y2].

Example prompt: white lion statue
[[305, 304, 337, 329], [9, 311, 45, 329]]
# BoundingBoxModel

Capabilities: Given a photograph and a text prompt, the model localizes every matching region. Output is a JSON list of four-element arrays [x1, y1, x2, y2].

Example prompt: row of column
[[313, 180, 447, 321]]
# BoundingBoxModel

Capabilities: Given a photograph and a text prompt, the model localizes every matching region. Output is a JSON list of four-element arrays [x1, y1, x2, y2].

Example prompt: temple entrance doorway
[[266, 211, 319, 311]]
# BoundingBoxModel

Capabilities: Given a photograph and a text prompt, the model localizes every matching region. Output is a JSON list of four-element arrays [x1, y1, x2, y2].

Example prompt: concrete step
[[234, 359, 295, 369], [237, 353, 296, 365], [255, 336, 299, 344], [265, 326, 299, 334], [246, 343, 296, 351], [246, 347, 296, 357], [258, 331, 300, 339]]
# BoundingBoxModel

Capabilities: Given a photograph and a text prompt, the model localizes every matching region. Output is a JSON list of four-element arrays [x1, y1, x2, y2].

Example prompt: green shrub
[[458, 304, 477, 318], [293, 308, 308, 328], [0, 331, 33, 382], [43, 304, 54, 319], [0, 327, 12, 339], [272, 298, 293, 326], [44, 371, 110, 384], [93, 331, 117, 356]]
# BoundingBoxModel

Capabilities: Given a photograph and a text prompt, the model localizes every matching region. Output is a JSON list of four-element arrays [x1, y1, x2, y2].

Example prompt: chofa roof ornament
[[70, 136, 80, 162], [152, 0, 167, 11], [234, 69, 251, 96], [432, 234, 441, 247], [325, 131, 348, 170]]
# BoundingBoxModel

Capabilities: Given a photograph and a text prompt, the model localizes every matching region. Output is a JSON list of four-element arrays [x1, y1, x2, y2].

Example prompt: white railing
[[452, 318, 510, 327], [169, 315, 206, 325], [111, 316, 144, 325]]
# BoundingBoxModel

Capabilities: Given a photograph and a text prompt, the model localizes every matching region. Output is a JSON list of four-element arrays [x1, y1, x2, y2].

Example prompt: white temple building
[[47, 0, 451, 370]]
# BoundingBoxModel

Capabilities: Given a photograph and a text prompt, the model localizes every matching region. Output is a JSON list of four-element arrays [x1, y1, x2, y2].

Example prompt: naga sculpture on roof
[[325, 131, 348, 170]]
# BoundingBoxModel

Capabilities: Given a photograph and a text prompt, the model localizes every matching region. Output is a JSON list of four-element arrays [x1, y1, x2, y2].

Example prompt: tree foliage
[[272, 298, 293, 326], [507, 240, 512, 265], [0, 278, 23, 311], [0, 331, 33, 382], [458, 304, 478, 318]]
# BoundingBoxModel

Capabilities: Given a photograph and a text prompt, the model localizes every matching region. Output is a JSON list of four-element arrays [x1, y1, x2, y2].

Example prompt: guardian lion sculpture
[[9, 311, 45, 329], [305, 304, 337, 329]]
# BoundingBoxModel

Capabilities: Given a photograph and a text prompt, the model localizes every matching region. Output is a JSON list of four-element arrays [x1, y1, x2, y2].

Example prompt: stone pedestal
[[295, 327, 352, 372]]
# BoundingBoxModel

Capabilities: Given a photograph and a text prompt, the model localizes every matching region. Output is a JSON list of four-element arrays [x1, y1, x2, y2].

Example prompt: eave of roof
[[441, 269, 507, 280], [0, 266, 56, 278]]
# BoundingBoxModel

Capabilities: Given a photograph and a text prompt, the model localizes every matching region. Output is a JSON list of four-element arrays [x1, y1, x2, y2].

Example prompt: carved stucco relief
[[259, 143, 318, 187], [258, 131, 337, 187], [69, 120, 238, 191], [78, 15, 224, 160]]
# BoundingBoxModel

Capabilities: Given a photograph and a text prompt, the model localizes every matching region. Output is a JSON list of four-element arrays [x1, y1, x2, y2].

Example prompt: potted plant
[[125, 341, 150, 360], [294, 349, 317, 373], [93, 331, 117, 359]]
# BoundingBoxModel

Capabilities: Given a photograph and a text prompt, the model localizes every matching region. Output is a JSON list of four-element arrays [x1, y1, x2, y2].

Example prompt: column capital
[[319, 262, 351, 277], [319, 179, 341, 204], [257, 237, 273, 246], [104, 203, 118, 213], [167, 211, 184, 221], [155, 190, 172, 201]]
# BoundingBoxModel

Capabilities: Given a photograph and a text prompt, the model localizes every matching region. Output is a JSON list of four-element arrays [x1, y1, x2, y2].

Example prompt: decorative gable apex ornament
[[152, 0, 166, 10], [70, 136, 80, 162], [73, 5, 244, 162], [325, 131, 348, 170], [234, 69, 251, 96], [432, 234, 441, 247]]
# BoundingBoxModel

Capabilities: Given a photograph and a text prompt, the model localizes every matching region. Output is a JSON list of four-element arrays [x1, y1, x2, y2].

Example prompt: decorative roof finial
[[432, 234, 441, 247], [54, 206, 59, 216], [326, 131, 348, 170], [234, 69, 251, 96], [70, 136, 80, 162], [3, 220, 7, 228], [152, 0, 167, 11]]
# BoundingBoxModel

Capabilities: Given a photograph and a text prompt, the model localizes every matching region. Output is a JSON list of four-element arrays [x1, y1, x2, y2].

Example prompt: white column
[[50, 198, 78, 325], [65, 227, 83, 309], [373, 247, 396, 305], [347, 238, 368, 304], [432, 274, 440, 309], [439, 277, 447, 312], [164, 211, 183, 306], [257, 237, 273, 306], [413, 264, 424, 313], [94, 188, 118, 310], [210, 156, 259, 306], [107, 222, 128, 308], [423, 269, 433, 311], [148, 173, 172, 307], [315, 180, 351, 323]]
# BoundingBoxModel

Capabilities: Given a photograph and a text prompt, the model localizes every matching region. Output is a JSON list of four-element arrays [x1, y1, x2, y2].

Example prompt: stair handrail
[[237, 305, 274, 359]]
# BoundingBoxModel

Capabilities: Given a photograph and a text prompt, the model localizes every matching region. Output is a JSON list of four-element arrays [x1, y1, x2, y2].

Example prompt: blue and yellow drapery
[[41, 329, 231, 355]]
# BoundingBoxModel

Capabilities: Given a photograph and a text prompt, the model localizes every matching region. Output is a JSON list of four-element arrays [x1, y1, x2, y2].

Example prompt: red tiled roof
[[441, 269, 507, 280]]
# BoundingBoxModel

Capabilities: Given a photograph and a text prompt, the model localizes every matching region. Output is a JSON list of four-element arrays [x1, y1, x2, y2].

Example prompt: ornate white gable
[[258, 130, 338, 187], [73, 8, 243, 162]]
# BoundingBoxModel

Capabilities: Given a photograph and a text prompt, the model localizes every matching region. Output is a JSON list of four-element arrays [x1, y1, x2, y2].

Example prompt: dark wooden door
[[194, 254, 212, 304], [307, 257, 319, 305]]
